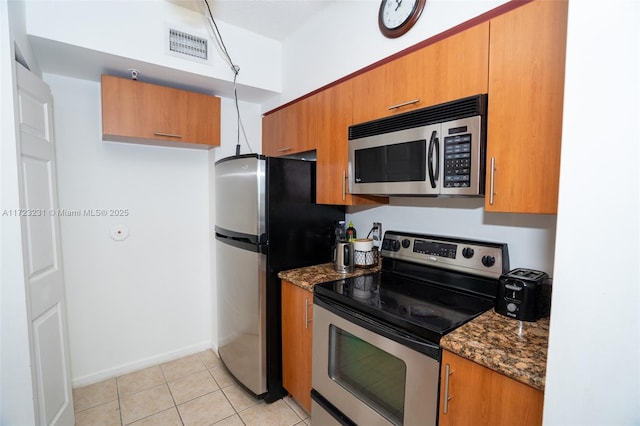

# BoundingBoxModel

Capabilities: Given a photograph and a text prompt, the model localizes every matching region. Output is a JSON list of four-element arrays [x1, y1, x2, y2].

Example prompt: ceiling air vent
[[168, 28, 208, 61]]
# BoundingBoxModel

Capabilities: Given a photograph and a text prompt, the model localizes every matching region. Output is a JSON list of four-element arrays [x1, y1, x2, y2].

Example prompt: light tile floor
[[72, 349, 311, 426]]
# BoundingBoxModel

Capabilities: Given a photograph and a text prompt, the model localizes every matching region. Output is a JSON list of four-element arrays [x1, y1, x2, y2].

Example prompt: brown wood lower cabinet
[[439, 350, 544, 426], [281, 280, 313, 412]]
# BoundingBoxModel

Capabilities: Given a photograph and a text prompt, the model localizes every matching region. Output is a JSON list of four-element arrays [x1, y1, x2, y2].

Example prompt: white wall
[[348, 200, 556, 272], [0, 1, 38, 423], [46, 73, 212, 386], [543, 1, 640, 424], [20, 0, 268, 386], [45, 72, 262, 386]]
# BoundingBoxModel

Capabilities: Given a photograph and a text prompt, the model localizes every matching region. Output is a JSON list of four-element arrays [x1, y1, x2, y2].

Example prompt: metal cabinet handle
[[443, 363, 453, 414], [153, 132, 182, 138], [489, 157, 496, 205], [388, 99, 420, 110], [342, 170, 347, 201], [277, 147, 292, 152], [304, 297, 311, 329]]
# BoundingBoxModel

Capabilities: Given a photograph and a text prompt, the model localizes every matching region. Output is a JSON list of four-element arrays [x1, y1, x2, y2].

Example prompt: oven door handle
[[315, 294, 441, 360]]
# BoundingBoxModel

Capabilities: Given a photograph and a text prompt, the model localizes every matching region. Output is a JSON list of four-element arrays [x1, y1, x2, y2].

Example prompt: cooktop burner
[[315, 231, 509, 343]]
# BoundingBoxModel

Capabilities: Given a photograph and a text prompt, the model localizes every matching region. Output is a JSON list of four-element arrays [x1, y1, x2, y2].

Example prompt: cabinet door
[[262, 96, 317, 157], [315, 82, 387, 206], [485, 0, 568, 214], [351, 59, 402, 124], [410, 21, 489, 109], [101, 75, 220, 147], [281, 280, 313, 412], [351, 22, 489, 124], [439, 350, 544, 426]]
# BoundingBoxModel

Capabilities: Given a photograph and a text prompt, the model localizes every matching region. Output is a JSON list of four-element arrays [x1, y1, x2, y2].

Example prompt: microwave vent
[[349, 94, 487, 140]]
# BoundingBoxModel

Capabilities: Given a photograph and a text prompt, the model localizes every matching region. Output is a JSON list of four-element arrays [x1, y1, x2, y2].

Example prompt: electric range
[[311, 230, 509, 426]]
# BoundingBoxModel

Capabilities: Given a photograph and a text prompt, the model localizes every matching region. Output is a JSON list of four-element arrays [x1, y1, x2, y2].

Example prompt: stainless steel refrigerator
[[214, 154, 344, 402]]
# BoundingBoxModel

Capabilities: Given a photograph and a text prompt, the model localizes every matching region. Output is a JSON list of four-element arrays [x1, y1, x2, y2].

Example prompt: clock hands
[[395, 0, 402, 11]]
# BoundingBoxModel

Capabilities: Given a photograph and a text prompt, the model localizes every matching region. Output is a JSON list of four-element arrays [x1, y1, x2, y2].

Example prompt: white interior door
[[16, 62, 74, 425]]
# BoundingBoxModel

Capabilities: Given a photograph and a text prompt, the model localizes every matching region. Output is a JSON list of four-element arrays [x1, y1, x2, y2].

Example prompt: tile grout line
[[115, 376, 125, 426], [162, 366, 186, 426], [217, 383, 248, 426]]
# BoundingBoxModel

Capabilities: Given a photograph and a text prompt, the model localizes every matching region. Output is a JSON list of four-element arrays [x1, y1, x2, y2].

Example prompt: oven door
[[312, 298, 440, 426]]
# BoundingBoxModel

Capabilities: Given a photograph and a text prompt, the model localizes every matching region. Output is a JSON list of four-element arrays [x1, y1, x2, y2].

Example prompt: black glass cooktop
[[314, 270, 494, 343]]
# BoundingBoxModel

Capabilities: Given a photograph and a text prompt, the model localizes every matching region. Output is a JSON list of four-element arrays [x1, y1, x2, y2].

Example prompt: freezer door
[[215, 155, 266, 239], [216, 236, 267, 395]]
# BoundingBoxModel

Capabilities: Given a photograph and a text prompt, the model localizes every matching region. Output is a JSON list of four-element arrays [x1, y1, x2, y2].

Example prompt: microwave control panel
[[443, 133, 472, 188]]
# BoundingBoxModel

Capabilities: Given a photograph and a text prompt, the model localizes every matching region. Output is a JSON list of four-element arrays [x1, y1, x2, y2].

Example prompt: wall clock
[[378, 0, 426, 38]]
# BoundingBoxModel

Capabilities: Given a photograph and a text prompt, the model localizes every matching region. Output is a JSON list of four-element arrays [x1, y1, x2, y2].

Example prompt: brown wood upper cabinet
[[439, 350, 544, 426], [101, 75, 221, 148], [281, 280, 313, 412], [351, 22, 489, 124], [315, 82, 387, 206], [485, 0, 568, 214], [262, 96, 317, 157]]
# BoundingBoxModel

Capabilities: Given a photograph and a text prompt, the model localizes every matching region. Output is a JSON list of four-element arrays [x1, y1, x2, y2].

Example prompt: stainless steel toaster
[[495, 268, 552, 322]]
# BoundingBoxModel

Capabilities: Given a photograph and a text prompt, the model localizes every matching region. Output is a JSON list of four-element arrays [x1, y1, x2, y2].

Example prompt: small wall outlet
[[371, 222, 382, 247]]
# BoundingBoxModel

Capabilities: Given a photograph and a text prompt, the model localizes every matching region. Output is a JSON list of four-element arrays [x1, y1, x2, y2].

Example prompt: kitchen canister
[[353, 238, 378, 268], [334, 241, 355, 273]]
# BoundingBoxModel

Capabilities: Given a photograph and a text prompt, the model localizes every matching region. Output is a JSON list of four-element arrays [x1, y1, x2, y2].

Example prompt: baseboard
[[71, 340, 214, 388]]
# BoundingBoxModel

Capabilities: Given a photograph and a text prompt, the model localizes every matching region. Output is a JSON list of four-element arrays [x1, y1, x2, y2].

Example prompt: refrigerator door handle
[[215, 226, 262, 244], [215, 231, 264, 253], [215, 232, 252, 244]]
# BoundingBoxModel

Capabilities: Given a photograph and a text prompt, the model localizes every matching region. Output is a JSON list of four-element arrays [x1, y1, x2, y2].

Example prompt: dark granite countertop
[[278, 262, 381, 291], [441, 310, 550, 391]]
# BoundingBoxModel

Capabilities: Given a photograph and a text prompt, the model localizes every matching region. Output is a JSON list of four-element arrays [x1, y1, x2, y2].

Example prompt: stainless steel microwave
[[348, 94, 487, 197]]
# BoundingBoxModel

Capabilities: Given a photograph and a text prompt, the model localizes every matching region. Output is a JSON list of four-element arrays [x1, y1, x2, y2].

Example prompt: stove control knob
[[401, 239, 411, 249], [391, 240, 401, 251], [462, 247, 475, 258], [482, 255, 496, 267]]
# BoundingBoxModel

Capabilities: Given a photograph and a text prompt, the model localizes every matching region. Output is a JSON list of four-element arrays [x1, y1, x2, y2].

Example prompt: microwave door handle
[[434, 133, 440, 182], [428, 131, 438, 188]]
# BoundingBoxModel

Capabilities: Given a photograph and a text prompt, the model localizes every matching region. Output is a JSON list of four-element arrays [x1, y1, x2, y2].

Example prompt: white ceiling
[[169, 0, 336, 42], [27, 0, 337, 104]]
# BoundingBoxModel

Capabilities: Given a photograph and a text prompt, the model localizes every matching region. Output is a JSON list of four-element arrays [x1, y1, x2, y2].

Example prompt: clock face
[[378, 0, 425, 38], [381, 0, 419, 30]]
